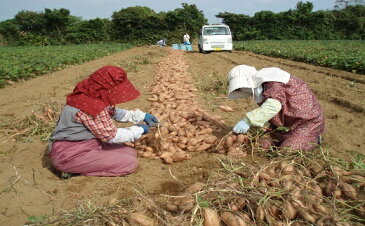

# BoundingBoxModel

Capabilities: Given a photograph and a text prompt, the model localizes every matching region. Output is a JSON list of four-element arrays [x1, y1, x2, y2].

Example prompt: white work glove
[[233, 119, 250, 134], [113, 108, 146, 124], [107, 126, 144, 143]]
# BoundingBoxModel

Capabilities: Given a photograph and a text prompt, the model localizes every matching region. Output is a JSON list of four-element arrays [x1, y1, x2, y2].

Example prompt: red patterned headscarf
[[67, 66, 140, 117]]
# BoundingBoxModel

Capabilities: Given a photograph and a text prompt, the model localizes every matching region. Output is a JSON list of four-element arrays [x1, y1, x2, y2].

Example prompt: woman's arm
[[113, 108, 146, 124], [76, 109, 144, 143], [245, 98, 282, 127]]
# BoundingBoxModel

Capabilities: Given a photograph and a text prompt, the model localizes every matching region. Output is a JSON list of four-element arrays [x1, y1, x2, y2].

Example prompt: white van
[[198, 24, 233, 53]]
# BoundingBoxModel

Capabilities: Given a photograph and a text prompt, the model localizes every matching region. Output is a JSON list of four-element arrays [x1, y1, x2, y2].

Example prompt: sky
[[0, 0, 336, 23]]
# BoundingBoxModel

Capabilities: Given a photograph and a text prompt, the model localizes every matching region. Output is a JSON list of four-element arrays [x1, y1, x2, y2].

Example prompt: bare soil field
[[0, 46, 364, 225]]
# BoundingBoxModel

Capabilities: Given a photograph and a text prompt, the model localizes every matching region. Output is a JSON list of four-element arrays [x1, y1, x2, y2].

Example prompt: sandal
[[61, 172, 78, 179]]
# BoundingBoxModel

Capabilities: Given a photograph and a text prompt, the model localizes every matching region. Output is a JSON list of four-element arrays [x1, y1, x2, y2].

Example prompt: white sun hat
[[254, 67, 291, 87], [228, 65, 291, 99], [227, 65, 258, 99]]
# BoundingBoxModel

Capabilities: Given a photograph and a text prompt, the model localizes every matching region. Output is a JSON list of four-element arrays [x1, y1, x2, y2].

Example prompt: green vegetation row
[[234, 40, 365, 73], [0, 43, 133, 87]]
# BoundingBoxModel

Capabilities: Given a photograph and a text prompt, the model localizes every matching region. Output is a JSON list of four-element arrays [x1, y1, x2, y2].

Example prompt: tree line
[[218, 1, 365, 40], [0, 1, 363, 46]]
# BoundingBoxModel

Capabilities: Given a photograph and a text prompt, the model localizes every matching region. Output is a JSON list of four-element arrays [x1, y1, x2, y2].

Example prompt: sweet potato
[[204, 135, 218, 144], [179, 137, 188, 144], [225, 136, 233, 146], [160, 152, 173, 159], [188, 138, 199, 146], [123, 142, 135, 147], [130, 212, 157, 226], [198, 128, 213, 135], [177, 143, 187, 149], [312, 203, 328, 214], [196, 143, 212, 152], [236, 134, 247, 143], [145, 147, 154, 153], [142, 152, 152, 158], [220, 211, 247, 226], [255, 206, 265, 221], [218, 105, 234, 112], [160, 127, 169, 136], [178, 197, 195, 211], [282, 164, 294, 175], [160, 142, 169, 150], [284, 201, 297, 220], [147, 97, 158, 102], [166, 203, 178, 212], [196, 120, 212, 126], [163, 157, 173, 164], [186, 182, 206, 194], [202, 208, 220, 226], [341, 182, 357, 199], [298, 208, 316, 223], [172, 152, 191, 162]]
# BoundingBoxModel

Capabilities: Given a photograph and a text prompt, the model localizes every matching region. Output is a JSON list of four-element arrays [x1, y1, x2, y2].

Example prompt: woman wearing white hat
[[227, 65, 324, 151]]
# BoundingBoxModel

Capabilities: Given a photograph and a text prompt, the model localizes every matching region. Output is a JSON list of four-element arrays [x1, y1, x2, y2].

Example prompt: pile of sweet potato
[[126, 50, 249, 163], [163, 160, 365, 225]]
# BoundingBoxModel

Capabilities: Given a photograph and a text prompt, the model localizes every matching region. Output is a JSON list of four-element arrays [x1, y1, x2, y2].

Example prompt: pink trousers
[[49, 139, 138, 177]]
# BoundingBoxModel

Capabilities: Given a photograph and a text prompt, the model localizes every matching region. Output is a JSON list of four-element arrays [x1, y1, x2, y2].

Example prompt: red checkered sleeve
[[75, 108, 117, 142]]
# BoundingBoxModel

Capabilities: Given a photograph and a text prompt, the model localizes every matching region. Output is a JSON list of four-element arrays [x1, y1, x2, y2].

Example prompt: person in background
[[49, 66, 159, 178], [183, 33, 190, 45], [227, 65, 324, 151], [156, 39, 167, 47]]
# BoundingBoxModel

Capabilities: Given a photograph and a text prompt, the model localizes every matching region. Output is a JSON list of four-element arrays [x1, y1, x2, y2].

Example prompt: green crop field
[[0, 43, 133, 87], [234, 40, 365, 74]]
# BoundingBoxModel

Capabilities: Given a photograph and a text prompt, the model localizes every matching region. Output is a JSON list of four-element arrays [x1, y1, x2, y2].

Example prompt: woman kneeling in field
[[228, 65, 325, 151], [49, 66, 158, 178]]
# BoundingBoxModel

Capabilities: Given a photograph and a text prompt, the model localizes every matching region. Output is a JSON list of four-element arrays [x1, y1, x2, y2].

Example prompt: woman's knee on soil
[[116, 154, 139, 176], [122, 146, 138, 157]]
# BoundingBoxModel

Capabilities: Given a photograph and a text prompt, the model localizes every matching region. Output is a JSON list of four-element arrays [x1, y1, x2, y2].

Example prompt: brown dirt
[[0, 45, 364, 225]]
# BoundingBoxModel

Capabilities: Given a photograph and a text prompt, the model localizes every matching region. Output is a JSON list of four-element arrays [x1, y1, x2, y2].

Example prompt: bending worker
[[49, 66, 158, 178], [227, 65, 324, 151], [183, 33, 190, 45]]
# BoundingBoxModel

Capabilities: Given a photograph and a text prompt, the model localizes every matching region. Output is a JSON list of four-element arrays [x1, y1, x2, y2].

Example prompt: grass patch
[[0, 101, 62, 143], [117, 55, 152, 72]]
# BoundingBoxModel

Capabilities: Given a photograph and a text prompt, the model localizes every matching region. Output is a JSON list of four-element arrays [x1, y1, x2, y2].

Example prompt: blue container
[[181, 44, 192, 51], [172, 44, 180, 50], [172, 43, 192, 51]]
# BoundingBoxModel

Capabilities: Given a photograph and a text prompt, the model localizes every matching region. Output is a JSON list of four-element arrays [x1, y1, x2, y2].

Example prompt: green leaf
[[276, 126, 290, 132]]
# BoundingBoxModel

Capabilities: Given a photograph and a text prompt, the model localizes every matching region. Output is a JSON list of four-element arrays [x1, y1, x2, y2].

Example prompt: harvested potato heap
[[165, 159, 365, 225], [129, 50, 249, 163]]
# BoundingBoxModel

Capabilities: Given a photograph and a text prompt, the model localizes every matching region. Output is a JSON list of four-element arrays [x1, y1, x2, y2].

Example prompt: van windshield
[[203, 27, 230, 35]]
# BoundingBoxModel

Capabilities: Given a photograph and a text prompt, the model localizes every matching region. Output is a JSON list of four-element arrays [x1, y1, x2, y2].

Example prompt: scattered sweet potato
[[218, 105, 234, 112], [202, 208, 220, 226]]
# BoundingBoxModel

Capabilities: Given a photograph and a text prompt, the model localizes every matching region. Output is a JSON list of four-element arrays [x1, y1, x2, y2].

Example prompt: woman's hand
[[233, 120, 250, 134], [137, 124, 150, 134], [144, 113, 159, 127]]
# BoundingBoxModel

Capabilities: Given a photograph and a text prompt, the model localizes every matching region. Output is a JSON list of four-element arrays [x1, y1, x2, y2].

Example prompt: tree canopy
[[0, 1, 364, 45]]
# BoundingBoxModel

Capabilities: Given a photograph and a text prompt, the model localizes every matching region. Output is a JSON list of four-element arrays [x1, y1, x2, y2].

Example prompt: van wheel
[[198, 45, 202, 53]]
